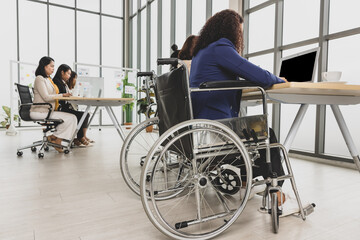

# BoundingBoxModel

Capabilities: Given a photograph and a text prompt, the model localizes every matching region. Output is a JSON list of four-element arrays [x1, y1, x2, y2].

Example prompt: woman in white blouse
[[30, 56, 77, 152]]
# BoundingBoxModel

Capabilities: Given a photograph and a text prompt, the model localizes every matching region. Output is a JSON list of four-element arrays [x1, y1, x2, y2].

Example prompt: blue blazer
[[190, 38, 284, 120]]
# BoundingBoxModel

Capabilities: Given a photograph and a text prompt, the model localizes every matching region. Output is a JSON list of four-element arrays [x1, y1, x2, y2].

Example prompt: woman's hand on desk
[[62, 93, 72, 97], [279, 77, 288, 83]]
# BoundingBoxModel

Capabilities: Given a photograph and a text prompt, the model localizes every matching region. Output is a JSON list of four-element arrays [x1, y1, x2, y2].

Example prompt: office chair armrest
[[199, 80, 262, 89], [21, 102, 53, 119]]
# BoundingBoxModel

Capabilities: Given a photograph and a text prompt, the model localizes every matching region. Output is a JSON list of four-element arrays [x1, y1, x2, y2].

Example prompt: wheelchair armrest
[[199, 80, 261, 89]]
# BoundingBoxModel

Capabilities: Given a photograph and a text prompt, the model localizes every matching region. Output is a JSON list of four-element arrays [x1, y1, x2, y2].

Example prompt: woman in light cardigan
[[30, 56, 77, 152]]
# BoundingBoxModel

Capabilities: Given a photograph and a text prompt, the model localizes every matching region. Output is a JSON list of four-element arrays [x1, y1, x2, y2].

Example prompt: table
[[244, 82, 360, 172], [55, 96, 134, 143]]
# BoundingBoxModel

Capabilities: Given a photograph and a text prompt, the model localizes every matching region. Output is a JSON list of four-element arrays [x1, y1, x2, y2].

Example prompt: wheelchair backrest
[[155, 65, 191, 135]]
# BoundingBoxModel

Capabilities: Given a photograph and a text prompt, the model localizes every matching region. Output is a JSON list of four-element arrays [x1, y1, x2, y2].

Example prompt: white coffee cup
[[322, 71, 342, 82]]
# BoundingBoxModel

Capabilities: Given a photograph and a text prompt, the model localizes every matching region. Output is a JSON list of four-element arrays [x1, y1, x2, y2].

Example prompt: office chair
[[15, 83, 69, 158]]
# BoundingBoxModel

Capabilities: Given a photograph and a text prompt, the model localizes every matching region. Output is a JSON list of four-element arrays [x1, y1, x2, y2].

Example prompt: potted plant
[[137, 89, 155, 132], [122, 75, 136, 129], [1, 106, 20, 129]]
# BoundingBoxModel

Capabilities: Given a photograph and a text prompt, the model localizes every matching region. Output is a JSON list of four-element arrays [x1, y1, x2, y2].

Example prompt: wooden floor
[[1, 127, 360, 240]]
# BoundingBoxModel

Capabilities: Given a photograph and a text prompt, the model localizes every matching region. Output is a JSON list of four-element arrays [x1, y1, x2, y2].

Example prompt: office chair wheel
[[120, 117, 159, 196], [64, 149, 70, 154], [38, 153, 44, 158], [271, 192, 280, 233], [31, 146, 37, 152], [44, 146, 49, 151], [212, 168, 241, 195], [141, 120, 253, 239], [17, 151, 23, 156]]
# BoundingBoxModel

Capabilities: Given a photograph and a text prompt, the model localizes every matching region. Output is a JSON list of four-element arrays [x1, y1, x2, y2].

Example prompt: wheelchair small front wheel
[[271, 192, 279, 233]]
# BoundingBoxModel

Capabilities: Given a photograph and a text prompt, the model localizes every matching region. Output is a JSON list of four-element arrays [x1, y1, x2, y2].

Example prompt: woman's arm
[[214, 41, 285, 88], [34, 76, 62, 102]]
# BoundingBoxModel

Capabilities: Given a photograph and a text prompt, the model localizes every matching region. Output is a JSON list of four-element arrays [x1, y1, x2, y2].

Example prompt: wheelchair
[[136, 59, 313, 239]]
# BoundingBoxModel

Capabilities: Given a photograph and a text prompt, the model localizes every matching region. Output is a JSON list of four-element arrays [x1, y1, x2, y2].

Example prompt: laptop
[[277, 47, 320, 82]]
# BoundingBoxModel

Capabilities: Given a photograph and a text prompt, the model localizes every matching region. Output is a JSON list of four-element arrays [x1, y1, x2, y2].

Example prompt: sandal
[[85, 137, 95, 143], [73, 138, 82, 147], [47, 135, 64, 153], [79, 137, 90, 146]]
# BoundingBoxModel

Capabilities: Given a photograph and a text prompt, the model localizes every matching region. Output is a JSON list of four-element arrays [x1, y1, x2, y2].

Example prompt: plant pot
[[146, 125, 153, 133], [124, 122, 132, 129]]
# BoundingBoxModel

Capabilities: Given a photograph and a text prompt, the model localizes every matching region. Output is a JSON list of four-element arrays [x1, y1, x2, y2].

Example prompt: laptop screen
[[278, 47, 320, 82]]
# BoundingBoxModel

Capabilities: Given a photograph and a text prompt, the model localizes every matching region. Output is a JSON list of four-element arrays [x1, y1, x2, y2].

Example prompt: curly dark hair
[[193, 9, 244, 56], [178, 35, 198, 60]]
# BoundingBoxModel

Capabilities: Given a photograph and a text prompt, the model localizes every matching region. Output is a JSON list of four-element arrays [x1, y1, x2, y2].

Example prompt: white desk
[[244, 82, 360, 172], [55, 96, 134, 142]]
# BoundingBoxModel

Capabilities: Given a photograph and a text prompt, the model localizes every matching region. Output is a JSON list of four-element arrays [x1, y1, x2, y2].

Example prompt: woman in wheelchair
[[30, 56, 77, 153], [190, 9, 287, 204]]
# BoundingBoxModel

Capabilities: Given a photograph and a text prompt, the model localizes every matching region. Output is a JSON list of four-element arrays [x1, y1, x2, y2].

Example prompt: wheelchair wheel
[[140, 119, 252, 239], [120, 117, 159, 195], [212, 168, 241, 195], [271, 192, 279, 233]]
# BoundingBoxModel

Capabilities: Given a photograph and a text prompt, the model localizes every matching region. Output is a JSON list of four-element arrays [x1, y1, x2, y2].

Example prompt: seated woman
[[190, 10, 287, 204], [53, 66, 92, 146], [30, 56, 77, 153], [67, 71, 94, 143], [178, 35, 198, 72]]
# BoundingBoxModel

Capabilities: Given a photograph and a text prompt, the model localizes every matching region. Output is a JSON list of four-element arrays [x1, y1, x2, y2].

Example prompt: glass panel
[[50, 0, 74, 7], [102, 0, 123, 16], [175, 0, 187, 49], [161, 0, 171, 72], [141, 0, 147, 7], [247, 53, 274, 126], [19, 0, 47, 64], [250, 0, 268, 8], [77, 12, 100, 75], [102, 17, 123, 67], [192, 0, 206, 35], [324, 35, 360, 157], [327, 35, 360, 85], [150, 1, 158, 73], [141, 8, 147, 71], [1, 0, 17, 110], [280, 104, 316, 151], [248, 5, 275, 53], [283, 0, 320, 45], [212, 0, 229, 15], [329, 0, 360, 34], [132, 16, 138, 69], [132, 0, 137, 14], [77, 0, 99, 12], [49, 6, 75, 68]]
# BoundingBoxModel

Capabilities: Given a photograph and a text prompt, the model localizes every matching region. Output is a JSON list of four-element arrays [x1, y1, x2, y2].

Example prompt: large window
[[244, 0, 360, 161], [2, 0, 124, 128], [175, 0, 187, 49]]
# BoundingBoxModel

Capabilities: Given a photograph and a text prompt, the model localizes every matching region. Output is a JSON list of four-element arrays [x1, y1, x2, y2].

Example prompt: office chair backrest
[[15, 83, 33, 121]]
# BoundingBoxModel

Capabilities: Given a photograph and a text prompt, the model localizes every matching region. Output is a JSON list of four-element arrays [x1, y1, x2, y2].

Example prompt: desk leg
[[87, 106, 99, 127], [69, 105, 91, 146], [330, 105, 360, 172], [104, 106, 126, 141], [283, 104, 309, 152]]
